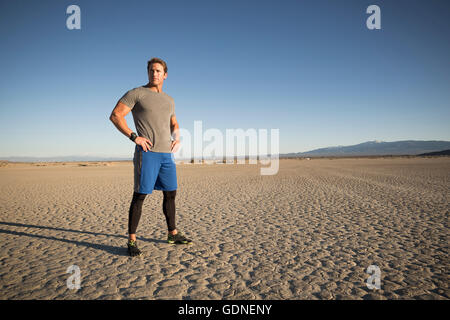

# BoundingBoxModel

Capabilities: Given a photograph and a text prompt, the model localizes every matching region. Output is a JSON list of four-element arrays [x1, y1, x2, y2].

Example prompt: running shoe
[[127, 239, 143, 257], [167, 232, 192, 244]]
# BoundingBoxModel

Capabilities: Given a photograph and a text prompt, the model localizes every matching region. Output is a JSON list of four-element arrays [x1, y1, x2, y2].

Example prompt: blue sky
[[0, 0, 449, 157]]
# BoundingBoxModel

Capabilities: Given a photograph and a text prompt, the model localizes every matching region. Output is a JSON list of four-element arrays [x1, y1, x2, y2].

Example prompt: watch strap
[[129, 132, 137, 142]]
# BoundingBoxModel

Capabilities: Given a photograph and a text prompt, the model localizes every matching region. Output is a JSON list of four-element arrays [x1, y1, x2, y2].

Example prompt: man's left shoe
[[167, 232, 192, 244]]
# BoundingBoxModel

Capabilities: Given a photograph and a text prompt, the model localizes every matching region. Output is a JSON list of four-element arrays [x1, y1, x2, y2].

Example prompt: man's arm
[[109, 101, 152, 151], [170, 115, 180, 152], [109, 101, 134, 138]]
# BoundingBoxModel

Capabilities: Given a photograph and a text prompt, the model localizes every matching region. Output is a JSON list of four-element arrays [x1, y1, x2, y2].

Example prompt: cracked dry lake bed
[[0, 158, 448, 300]]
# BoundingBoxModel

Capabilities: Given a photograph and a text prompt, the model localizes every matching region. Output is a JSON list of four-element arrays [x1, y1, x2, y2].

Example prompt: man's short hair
[[147, 57, 168, 74]]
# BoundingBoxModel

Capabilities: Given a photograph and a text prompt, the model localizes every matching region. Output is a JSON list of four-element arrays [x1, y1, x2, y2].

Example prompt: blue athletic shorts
[[133, 145, 177, 194]]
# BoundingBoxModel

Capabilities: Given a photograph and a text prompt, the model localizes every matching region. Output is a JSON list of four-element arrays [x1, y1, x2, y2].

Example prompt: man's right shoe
[[127, 239, 143, 257]]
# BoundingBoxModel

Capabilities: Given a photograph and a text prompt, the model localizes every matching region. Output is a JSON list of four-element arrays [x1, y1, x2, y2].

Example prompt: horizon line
[[1, 139, 449, 161]]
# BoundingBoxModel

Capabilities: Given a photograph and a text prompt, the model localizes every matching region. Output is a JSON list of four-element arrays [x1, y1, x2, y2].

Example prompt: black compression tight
[[128, 190, 177, 235], [128, 192, 146, 235], [162, 190, 177, 232]]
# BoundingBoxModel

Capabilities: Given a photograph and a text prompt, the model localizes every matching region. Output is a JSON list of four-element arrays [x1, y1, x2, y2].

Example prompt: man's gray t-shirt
[[119, 86, 175, 153]]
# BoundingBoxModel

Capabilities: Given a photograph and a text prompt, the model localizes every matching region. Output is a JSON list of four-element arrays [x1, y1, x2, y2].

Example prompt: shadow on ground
[[0, 221, 166, 256]]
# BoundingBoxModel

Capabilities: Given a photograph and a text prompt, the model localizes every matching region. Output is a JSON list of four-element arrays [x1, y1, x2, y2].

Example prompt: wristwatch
[[129, 132, 137, 142]]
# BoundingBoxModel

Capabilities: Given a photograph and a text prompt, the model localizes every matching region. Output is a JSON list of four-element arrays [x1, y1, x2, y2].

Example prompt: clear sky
[[0, 0, 449, 158]]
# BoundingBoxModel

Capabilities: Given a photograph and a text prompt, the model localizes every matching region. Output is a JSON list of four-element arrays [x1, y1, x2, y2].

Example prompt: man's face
[[148, 63, 167, 85]]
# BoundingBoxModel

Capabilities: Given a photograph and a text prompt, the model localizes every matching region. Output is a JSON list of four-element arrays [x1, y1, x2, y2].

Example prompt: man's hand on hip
[[171, 140, 180, 153], [135, 137, 152, 152]]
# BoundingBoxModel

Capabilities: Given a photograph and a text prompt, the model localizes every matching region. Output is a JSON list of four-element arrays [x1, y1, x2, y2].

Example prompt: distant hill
[[0, 155, 131, 163], [282, 140, 450, 158], [417, 149, 450, 156]]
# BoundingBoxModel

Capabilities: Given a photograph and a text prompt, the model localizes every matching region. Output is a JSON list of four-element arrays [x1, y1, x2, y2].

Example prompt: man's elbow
[[109, 112, 118, 122]]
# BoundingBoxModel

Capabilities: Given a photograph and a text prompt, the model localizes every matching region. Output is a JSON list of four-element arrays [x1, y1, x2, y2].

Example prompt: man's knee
[[163, 190, 176, 199], [132, 192, 147, 203]]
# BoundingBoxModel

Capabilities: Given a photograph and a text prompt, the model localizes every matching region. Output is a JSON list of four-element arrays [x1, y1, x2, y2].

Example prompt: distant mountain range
[[282, 140, 450, 158], [418, 149, 450, 156], [1, 140, 449, 162]]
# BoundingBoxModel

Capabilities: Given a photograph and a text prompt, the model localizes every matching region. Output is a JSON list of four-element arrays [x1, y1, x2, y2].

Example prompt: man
[[109, 57, 192, 257]]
